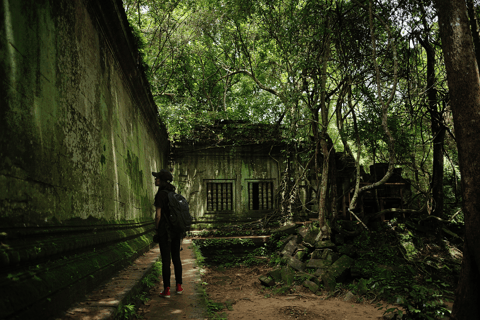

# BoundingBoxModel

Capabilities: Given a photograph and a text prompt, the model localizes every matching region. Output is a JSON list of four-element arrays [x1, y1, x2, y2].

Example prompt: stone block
[[323, 250, 340, 263], [306, 259, 332, 269], [298, 226, 309, 239], [326, 255, 354, 281], [344, 291, 355, 302], [281, 238, 298, 257], [268, 268, 283, 282], [287, 256, 305, 272], [314, 268, 326, 278], [295, 250, 306, 261], [303, 280, 319, 293], [322, 272, 336, 291], [259, 275, 275, 287], [311, 249, 324, 259], [273, 223, 298, 235], [314, 240, 336, 249], [303, 227, 321, 246], [281, 266, 295, 286]]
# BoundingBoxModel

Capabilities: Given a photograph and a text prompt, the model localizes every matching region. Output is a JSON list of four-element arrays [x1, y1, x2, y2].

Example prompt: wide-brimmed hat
[[152, 169, 173, 182]]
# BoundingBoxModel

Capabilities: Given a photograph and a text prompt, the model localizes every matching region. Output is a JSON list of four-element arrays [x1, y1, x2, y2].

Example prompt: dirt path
[[139, 239, 206, 319], [138, 239, 387, 319], [202, 264, 386, 320]]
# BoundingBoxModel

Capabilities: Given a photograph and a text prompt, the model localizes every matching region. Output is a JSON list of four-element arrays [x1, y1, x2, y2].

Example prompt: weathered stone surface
[[296, 271, 316, 283], [303, 227, 321, 246], [268, 268, 283, 282], [306, 259, 332, 269], [287, 256, 305, 271], [298, 226, 309, 239], [303, 280, 319, 293], [323, 250, 340, 263], [322, 272, 337, 291], [295, 250, 306, 260], [259, 275, 275, 287], [311, 249, 324, 259], [314, 268, 327, 277], [281, 238, 298, 256], [280, 234, 296, 246], [344, 291, 356, 302], [326, 255, 354, 280], [281, 266, 295, 286], [314, 240, 336, 249], [274, 224, 299, 235], [321, 255, 355, 291]]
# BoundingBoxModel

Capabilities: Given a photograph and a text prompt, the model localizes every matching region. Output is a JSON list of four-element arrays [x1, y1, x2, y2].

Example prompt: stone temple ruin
[[172, 121, 412, 227]]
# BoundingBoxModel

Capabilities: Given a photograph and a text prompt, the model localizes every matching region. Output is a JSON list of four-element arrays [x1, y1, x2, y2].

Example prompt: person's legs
[[158, 232, 171, 290], [170, 234, 183, 289]]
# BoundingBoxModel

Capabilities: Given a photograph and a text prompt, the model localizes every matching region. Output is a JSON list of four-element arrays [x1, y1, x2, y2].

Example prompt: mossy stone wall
[[0, 0, 167, 225], [0, 0, 168, 318]]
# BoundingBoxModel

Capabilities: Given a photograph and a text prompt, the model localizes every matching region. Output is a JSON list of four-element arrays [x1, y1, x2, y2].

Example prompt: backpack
[[163, 190, 193, 236]]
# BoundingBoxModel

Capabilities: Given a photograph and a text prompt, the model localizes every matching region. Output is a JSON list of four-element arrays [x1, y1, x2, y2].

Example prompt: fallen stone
[[298, 226, 309, 239], [281, 266, 295, 286], [344, 291, 355, 302], [259, 275, 275, 287], [311, 249, 324, 259], [321, 255, 354, 291], [268, 268, 283, 282], [322, 272, 336, 291], [296, 271, 316, 283], [303, 227, 321, 246], [273, 223, 298, 235], [287, 256, 305, 271], [303, 280, 319, 293], [281, 234, 296, 245], [314, 268, 326, 277], [323, 251, 340, 263], [306, 259, 332, 269], [281, 238, 298, 257], [295, 250, 306, 261], [314, 240, 336, 249], [326, 255, 354, 282]]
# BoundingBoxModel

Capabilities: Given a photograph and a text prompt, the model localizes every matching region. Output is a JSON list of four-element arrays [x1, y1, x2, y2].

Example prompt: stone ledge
[[56, 246, 160, 320]]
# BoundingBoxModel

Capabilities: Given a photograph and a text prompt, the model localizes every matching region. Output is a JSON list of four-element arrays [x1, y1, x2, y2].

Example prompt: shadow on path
[[142, 239, 207, 319]]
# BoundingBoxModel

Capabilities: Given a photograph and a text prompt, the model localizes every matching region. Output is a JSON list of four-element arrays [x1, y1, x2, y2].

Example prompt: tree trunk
[[466, 0, 480, 65], [418, 33, 446, 219], [434, 0, 480, 318]]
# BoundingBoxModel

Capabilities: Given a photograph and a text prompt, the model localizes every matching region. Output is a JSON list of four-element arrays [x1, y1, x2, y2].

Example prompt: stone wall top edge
[[87, 0, 168, 147]]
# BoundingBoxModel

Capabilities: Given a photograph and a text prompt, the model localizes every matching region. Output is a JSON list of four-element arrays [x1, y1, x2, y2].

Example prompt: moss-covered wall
[[0, 0, 168, 318], [172, 143, 286, 226], [0, 0, 167, 225]]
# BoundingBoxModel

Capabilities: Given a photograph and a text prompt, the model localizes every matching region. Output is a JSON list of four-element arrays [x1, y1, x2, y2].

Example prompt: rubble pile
[[259, 223, 357, 294]]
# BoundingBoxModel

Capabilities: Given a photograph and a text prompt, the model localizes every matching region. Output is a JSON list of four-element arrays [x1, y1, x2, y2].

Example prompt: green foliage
[[380, 283, 451, 320], [118, 304, 136, 320], [141, 261, 162, 288], [347, 226, 454, 319]]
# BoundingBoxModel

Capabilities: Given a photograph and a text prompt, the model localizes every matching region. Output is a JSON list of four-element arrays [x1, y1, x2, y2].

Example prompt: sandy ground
[[202, 264, 387, 320]]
